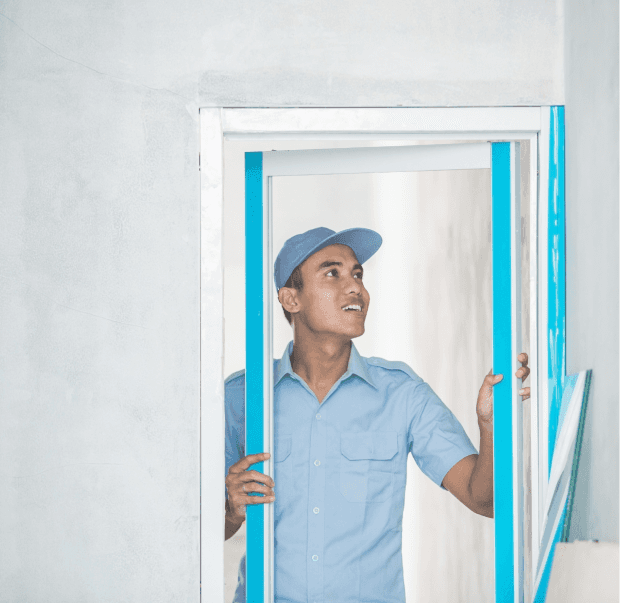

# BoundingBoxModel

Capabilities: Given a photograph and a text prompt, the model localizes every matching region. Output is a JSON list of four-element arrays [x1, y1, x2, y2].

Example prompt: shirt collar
[[274, 340, 377, 390]]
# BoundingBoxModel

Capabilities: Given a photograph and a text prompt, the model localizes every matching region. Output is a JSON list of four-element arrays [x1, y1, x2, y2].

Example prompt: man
[[224, 227, 530, 603]]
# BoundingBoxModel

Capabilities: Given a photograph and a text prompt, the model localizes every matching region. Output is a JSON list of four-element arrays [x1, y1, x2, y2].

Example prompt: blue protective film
[[547, 106, 566, 473], [492, 142, 514, 603], [245, 151, 264, 603]]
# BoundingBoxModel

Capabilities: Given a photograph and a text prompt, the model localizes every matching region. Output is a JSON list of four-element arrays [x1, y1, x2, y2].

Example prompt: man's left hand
[[476, 352, 530, 425]]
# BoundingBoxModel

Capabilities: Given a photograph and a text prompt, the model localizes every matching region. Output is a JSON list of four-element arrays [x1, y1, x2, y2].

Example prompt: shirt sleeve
[[407, 381, 478, 490], [224, 374, 246, 498]]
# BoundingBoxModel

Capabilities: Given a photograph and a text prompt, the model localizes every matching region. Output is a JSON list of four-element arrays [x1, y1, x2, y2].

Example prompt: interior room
[[0, 0, 616, 601]]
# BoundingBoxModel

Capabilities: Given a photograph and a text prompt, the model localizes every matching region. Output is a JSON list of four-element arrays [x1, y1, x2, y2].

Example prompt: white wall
[[0, 0, 567, 600], [564, 0, 619, 543], [0, 8, 202, 600], [198, 0, 563, 107]]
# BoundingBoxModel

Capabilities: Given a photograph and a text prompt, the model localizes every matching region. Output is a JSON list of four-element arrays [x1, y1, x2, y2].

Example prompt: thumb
[[487, 369, 504, 384]]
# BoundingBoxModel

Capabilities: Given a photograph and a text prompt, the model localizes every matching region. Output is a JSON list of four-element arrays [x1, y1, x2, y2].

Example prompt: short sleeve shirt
[[225, 340, 478, 603]]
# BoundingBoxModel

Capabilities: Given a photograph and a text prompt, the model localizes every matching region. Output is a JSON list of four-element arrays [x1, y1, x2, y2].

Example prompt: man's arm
[[441, 424, 494, 518], [442, 353, 530, 518]]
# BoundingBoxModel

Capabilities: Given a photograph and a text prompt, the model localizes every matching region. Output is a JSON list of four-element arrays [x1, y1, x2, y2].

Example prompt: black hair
[[281, 264, 304, 325]]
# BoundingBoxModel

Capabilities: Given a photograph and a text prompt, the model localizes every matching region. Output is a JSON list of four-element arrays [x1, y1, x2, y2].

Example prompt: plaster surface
[[1, 0, 562, 108], [564, 0, 619, 544], [0, 6, 201, 599]]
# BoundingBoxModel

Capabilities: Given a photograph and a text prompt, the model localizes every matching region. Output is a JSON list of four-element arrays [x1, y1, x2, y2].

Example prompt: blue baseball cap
[[274, 227, 383, 291]]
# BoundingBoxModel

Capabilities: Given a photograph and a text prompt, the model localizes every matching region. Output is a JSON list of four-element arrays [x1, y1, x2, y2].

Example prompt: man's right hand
[[225, 452, 275, 527]]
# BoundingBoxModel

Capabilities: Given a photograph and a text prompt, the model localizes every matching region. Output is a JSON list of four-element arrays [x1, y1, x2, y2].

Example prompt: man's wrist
[[225, 499, 244, 526], [477, 416, 493, 431], [225, 514, 244, 527]]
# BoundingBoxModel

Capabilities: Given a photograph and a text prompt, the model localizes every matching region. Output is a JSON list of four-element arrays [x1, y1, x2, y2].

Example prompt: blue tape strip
[[245, 151, 264, 603], [492, 142, 514, 603], [547, 106, 566, 474]]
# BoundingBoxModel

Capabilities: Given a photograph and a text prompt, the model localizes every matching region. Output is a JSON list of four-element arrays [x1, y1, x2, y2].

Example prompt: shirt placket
[[306, 404, 326, 603]]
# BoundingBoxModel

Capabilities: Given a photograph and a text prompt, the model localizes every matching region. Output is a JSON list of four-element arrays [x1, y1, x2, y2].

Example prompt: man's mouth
[[341, 304, 363, 312]]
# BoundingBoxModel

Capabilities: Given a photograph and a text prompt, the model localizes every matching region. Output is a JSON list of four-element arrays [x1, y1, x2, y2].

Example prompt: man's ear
[[278, 287, 300, 316]]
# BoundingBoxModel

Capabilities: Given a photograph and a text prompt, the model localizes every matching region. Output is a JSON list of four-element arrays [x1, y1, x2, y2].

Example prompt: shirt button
[[312, 555, 319, 561], [313, 507, 320, 514], [314, 459, 321, 466], [316, 413, 321, 420]]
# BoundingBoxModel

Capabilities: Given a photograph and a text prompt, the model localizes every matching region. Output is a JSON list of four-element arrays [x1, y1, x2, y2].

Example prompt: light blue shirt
[[225, 341, 478, 603]]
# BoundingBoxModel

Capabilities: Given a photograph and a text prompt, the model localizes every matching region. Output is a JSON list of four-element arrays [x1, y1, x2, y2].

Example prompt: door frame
[[199, 106, 564, 603]]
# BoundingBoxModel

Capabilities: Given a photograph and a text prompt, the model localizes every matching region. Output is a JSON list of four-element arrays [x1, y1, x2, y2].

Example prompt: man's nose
[[345, 275, 362, 294]]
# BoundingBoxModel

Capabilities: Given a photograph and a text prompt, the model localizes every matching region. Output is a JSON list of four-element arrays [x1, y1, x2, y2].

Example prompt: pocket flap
[[274, 436, 292, 462], [340, 431, 398, 460]]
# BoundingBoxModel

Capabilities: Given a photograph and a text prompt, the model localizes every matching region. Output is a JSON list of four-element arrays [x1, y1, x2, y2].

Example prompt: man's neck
[[290, 333, 352, 403]]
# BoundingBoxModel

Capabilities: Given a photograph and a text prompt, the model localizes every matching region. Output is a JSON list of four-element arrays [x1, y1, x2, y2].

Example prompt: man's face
[[294, 244, 370, 339]]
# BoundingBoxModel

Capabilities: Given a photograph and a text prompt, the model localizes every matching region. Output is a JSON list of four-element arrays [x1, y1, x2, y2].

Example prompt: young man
[[224, 227, 530, 603]]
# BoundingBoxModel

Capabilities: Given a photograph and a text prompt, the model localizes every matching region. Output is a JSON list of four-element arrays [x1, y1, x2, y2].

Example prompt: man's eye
[[327, 269, 338, 277], [354, 273, 363, 279]]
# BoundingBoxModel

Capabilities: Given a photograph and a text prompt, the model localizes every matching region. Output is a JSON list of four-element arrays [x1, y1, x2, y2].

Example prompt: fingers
[[239, 481, 275, 496], [245, 494, 275, 505], [515, 352, 530, 381], [227, 488, 275, 518], [230, 452, 271, 473], [229, 487, 275, 511], [227, 469, 274, 488], [518, 386, 531, 401], [242, 481, 275, 497], [237, 469, 275, 486], [516, 353, 530, 380], [516, 366, 530, 380], [225, 452, 276, 524], [485, 358, 531, 402], [485, 370, 503, 386], [226, 480, 275, 523]]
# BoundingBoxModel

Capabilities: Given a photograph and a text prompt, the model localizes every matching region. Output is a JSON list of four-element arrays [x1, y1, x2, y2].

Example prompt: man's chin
[[310, 318, 366, 339], [343, 324, 365, 339]]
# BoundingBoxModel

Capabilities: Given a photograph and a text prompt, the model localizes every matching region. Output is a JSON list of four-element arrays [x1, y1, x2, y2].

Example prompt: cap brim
[[298, 227, 383, 269]]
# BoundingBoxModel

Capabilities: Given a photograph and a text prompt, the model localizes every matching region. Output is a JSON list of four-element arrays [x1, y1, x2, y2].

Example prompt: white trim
[[537, 106, 551, 552], [528, 130, 540, 597], [225, 131, 536, 142], [264, 175, 275, 603], [200, 106, 550, 603], [511, 142, 525, 603], [222, 107, 541, 135], [262, 142, 490, 176], [200, 108, 225, 603]]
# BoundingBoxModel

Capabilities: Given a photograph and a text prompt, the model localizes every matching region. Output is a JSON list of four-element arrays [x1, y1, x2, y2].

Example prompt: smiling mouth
[[341, 304, 363, 312]]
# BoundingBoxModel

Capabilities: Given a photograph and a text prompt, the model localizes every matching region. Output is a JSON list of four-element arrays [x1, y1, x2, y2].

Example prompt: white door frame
[[200, 106, 556, 603]]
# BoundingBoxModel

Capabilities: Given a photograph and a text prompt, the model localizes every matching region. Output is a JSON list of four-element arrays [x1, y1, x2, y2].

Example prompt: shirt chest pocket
[[339, 431, 398, 503]]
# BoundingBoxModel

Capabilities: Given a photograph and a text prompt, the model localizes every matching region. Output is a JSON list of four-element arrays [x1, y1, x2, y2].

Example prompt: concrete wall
[[0, 0, 567, 600], [564, 0, 619, 543], [0, 10, 202, 603]]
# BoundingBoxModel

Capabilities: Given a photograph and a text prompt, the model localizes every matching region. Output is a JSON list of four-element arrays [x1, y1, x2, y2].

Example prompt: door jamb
[[200, 106, 554, 603]]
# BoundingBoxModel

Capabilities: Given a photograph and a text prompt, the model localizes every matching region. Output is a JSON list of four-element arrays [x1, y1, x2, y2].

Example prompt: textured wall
[[0, 3, 201, 600], [564, 0, 619, 543], [195, 0, 564, 106], [0, 0, 565, 599], [1, 0, 563, 110]]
